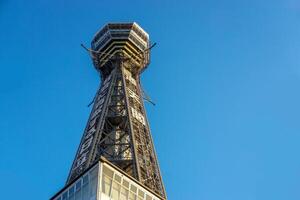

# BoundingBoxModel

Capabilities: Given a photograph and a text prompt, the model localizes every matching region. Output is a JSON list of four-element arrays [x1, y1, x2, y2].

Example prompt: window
[[138, 189, 145, 200], [83, 175, 89, 185], [120, 187, 129, 200], [82, 178, 89, 200], [102, 175, 112, 196], [111, 181, 121, 200], [122, 180, 129, 188], [76, 180, 82, 191], [129, 192, 137, 200], [89, 167, 98, 197], [146, 194, 152, 200], [55, 196, 61, 200], [69, 186, 75, 196], [69, 186, 75, 200], [75, 187, 82, 200], [103, 166, 114, 178], [114, 174, 122, 183], [75, 180, 82, 200], [130, 185, 137, 193], [62, 192, 68, 200]]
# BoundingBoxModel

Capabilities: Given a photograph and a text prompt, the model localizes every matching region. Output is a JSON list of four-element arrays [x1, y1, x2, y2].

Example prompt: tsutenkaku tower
[[66, 22, 166, 198]]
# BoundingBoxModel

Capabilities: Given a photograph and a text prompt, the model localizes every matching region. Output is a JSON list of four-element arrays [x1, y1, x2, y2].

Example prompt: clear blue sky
[[1, 0, 300, 199]]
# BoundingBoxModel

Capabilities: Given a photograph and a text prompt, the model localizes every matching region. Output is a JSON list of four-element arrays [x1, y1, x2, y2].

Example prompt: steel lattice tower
[[66, 22, 166, 198]]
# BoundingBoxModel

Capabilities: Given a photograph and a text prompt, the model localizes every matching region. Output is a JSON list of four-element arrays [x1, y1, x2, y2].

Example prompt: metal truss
[[67, 56, 166, 198]]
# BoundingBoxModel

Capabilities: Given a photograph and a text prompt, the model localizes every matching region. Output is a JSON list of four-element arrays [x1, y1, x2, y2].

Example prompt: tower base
[[50, 157, 165, 200]]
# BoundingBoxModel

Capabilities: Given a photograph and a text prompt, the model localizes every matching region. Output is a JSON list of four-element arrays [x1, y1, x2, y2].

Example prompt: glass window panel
[[130, 185, 137, 193], [76, 180, 82, 191], [89, 166, 98, 179], [122, 180, 129, 188], [111, 181, 121, 200], [75, 190, 82, 200], [120, 187, 128, 200], [89, 166, 98, 197], [129, 192, 137, 200], [89, 171, 97, 197], [103, 166, 114, 178], [138, 189, 144, 197], [62, 192, 68, 200], [114, 174, 122, 183], [82, 182, 89, 200], [102, 175, 112, 196], [83, 175, 89, 185], [146, 194, 152, 200], [69, 186, 75, 196]]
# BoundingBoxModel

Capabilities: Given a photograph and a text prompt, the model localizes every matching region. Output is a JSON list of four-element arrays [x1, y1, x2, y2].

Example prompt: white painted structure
[[51, 159, 163, 200]]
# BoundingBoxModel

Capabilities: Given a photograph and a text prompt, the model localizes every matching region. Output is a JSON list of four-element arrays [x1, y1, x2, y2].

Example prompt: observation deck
[[91, 22, 150, 77]]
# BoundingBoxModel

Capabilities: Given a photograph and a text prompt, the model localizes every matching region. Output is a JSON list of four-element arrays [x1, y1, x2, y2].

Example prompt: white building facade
[[51, 158, 164, 200]]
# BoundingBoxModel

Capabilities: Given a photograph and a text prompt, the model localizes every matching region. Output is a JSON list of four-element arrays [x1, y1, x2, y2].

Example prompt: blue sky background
[[1, 0, 300, 199]]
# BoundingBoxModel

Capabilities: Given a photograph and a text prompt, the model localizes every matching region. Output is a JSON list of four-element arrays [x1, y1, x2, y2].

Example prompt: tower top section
[[91, 22, 150, 77]]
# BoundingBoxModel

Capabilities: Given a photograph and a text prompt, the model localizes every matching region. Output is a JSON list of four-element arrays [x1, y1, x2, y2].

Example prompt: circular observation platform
[[91, 22, 150, 77]]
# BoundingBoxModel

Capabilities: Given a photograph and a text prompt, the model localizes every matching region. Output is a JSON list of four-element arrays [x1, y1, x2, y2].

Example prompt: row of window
[[55, 167, 98, 200], [54, 164, 161, 200], [92, 23, 148, 46], [92, 28, 148, 52], [101, 165, 160, 200]]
